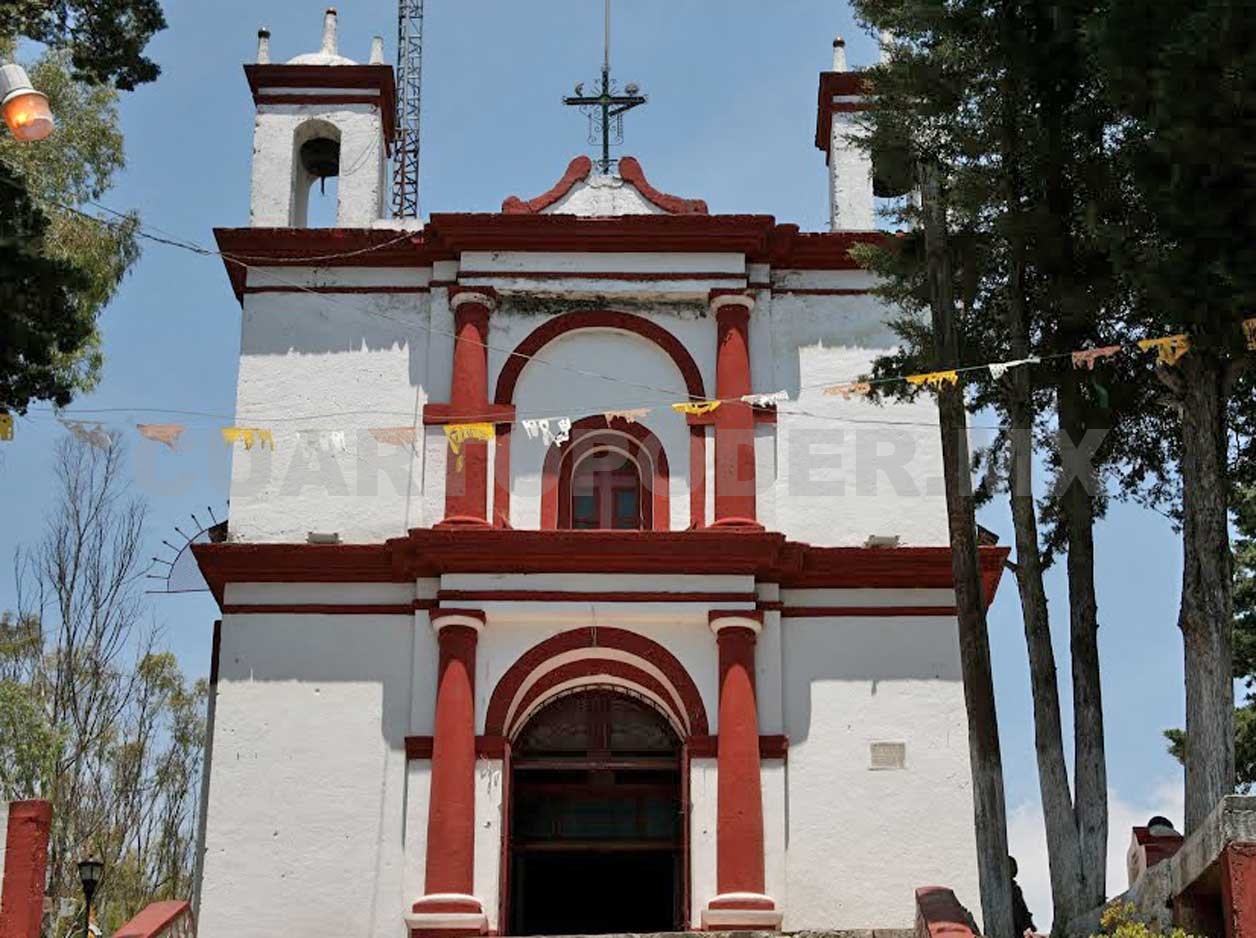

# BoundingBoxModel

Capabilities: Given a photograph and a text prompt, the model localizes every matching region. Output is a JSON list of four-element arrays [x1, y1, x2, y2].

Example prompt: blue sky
[[0, 0, 1189, 924]]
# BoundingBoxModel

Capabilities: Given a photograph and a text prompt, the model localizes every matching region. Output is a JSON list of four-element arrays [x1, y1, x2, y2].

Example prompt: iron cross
[[563, 0, 647, 174]]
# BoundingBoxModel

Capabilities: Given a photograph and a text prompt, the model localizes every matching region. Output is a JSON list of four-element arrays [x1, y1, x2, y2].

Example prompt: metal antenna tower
[[392, 0, 424, 218]]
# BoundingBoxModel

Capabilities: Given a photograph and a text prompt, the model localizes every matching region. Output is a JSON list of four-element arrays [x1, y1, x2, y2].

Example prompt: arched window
[[569, 448, 645, 530]]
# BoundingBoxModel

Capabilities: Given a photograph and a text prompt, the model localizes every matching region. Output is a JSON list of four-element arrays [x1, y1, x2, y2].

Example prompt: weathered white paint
[[472, 759, 504, 932], [438, 572, 755, 594], [246, 266, 431, 290], [197, 613, 415, 938], [688, 757, 718, 927], [829, 106, 877, 231], [781, 614, 979, 929], [460, 251, 745, 276], [544, 173, 665, 216], [224, 582, 415, 605]]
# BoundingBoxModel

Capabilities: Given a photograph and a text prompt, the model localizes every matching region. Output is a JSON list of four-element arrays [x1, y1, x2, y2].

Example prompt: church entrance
[[507, 690, 685, 935]]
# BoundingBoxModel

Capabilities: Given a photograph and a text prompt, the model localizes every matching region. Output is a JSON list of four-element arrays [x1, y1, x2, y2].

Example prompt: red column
[[410, 612, 487, 935], [0, 800, 52, 938], [712, 293, 760, 528], [441, 289, 495, 527], [703, 613, 780, 931], [1222, 843, 1256, 938]]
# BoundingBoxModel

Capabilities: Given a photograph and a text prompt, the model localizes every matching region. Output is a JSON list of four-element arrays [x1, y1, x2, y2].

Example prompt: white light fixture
[[0, 63, 54, 142]]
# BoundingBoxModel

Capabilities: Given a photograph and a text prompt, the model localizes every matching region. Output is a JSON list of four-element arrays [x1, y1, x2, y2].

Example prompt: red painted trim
[[501, 156, 594, 214], [422, 624, 479, 898], [617, 157, 709, 215], [687, 735, 788, 760], [540, 418, 670, 532], [511, 659, 689, 736], [713, 302, 758, 526], [714, 625, 766, 895], [243, 285, 430, 295], [815, 71, 871, 154], [243, 63, 397, 143], [442, 294, 494, 527], [780, 605, 958, 618], [501, 155, 708, 216], [423, 403, 517, 426], [436, 590, 758, 604], [113, 901, 192, 938], [0, 800, 52, 938], [493, 310, 706, 404], [915, 886, 979, 938], [405, 735, 507, 760], [690, 425, 707, 529], [484, 627, 709, 737], [455, 270, 745, 283], [213, 219, 886, 306], [193, 538, 1010, 608], [255, 93, 382, 107]]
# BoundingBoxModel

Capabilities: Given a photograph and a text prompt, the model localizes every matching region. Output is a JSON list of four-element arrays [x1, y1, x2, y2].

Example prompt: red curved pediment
[[501, 155, 708, 215]]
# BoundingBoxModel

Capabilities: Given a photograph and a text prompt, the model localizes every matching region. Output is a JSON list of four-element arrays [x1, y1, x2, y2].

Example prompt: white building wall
[[197, 609, 416, 938], [228, 290, 431, 543], [781, 613, 979, 929]]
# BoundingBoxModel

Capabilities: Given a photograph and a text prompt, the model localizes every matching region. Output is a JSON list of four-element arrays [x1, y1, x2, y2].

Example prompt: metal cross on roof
[[563, 0, 647, 175]]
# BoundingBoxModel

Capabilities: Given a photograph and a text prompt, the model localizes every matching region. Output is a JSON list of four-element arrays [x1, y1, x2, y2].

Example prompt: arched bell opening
[[507, 687, 686, 935], [290, 119, 343, 227]]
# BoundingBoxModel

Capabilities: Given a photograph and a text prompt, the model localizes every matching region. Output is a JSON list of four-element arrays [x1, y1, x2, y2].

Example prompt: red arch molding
[[510, 660, 688, 737], [484, 626, 710, 737], [541, 417, 670, 531], [492, 311, 708, 529]]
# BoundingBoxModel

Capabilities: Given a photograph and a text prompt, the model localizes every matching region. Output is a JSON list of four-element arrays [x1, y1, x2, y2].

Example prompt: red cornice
[[688, 735, 788, 760], [193, 533, 1009, 609], [501, 155, 708, 216], [815, 70, 872, 155], [212, 218, 886, 305], [243, 63, 396, 144]]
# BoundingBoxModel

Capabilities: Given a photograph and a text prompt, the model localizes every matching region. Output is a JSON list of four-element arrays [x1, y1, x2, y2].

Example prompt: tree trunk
[[1057, 371, 1109, 906], [997, 50, 1088, 926], [1179, 352, 1235, 833], [920, 160, 1015, 938]]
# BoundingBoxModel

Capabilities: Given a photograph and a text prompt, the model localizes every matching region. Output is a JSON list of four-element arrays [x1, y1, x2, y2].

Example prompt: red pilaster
[[711, 293, 760, 529], [441, 289, 496, 528], [410, 612, 487, 935], [702, 613, 780, 930], [0, 800, 52, 938]]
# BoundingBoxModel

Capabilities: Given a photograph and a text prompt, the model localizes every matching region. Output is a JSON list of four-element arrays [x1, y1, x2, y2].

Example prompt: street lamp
[[0, 63, 54, 142], [76, 857, 103, 938]]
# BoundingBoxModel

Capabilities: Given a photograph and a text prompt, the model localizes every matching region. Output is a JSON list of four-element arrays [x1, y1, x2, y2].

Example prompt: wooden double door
[[506, 691, 686, 935]]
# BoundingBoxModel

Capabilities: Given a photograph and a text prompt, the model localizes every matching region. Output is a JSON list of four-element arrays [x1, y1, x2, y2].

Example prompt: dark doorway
[[508, 691, 684, 935]]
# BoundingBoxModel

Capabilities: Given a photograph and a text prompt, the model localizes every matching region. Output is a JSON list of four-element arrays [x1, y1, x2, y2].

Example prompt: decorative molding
[[500, 155, 708, 216], [709, 610, 764, 635], [815, 70, 872, 155], [687, 734, 788, 760], [449, 288, 498, 312], [243, 63, 396, 142], [780, 605, 959, 618], [431, 609, 486, 634], [193, 536, 1010, 610], [221, 603, 414, 616]]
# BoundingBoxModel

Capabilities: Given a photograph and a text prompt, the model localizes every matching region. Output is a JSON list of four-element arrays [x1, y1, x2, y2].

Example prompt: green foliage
[[0, 50, 140, 414], [0, 0, 166, 90], [1095, 902, 1204, 938]]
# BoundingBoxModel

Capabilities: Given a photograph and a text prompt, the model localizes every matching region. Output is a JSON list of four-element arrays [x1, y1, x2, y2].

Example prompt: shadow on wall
[[237, 294, 440, 391], [782, 615, 964, 748]]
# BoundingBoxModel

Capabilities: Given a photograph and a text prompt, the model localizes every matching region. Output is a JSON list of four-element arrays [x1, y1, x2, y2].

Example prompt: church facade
[[193, 12, 1006, 938]]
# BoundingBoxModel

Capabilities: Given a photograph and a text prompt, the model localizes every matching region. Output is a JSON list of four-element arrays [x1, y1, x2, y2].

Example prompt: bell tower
[[244, 8, 395, 228]]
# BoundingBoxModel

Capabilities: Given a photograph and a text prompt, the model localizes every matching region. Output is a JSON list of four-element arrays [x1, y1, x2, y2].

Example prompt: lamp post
[[0, 63, 54, 141], [77, 857, 103, 938]]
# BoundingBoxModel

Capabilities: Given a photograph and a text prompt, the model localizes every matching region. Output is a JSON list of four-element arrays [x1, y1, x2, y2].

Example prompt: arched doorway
[[570, 448, 646, 530], [507, 689, 684, 935]]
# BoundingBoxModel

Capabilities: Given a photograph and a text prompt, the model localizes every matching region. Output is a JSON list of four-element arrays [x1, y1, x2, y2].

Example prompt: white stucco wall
[[829, 109, 877, 232], [197, 609, 417, 938], [781, 613, 980, 929]]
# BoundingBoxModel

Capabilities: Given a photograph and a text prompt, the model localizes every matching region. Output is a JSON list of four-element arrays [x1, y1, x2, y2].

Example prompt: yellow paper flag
[[0, 413, 12, 442], [905, 370, 960, 390], [222, 427, 276, 451], [1243, 317, 1256, 351], [671, 401, 722, 417], [444, 423, 495, 471], [1137, 334, 1191, 367]]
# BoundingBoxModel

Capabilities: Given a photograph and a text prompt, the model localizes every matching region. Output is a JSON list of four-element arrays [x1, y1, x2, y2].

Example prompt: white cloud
[[1006, 779, 1184, 933]]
